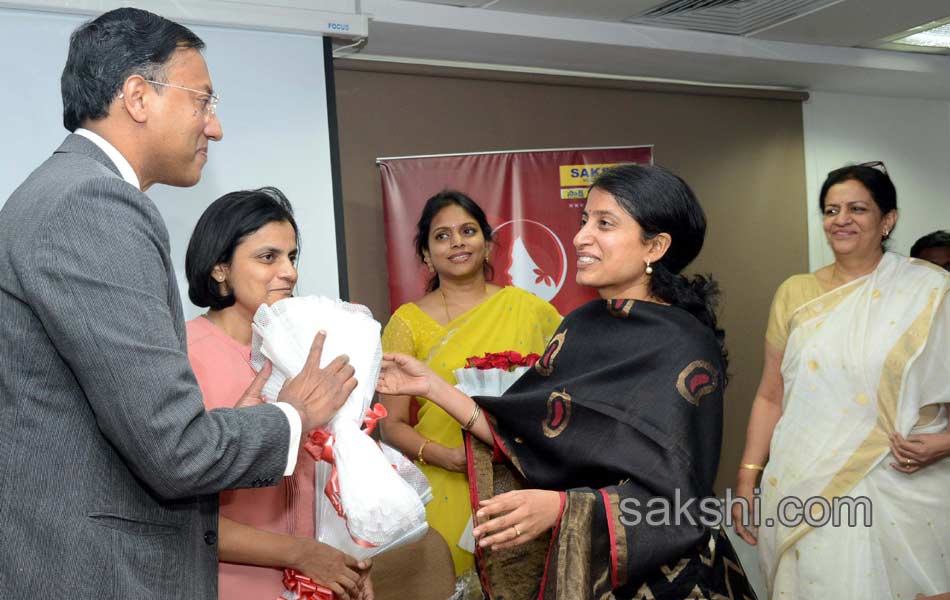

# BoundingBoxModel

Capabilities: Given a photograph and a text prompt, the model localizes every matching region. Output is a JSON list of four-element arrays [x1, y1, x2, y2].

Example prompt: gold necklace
[[439, 288, 452, 324], [440, 285, 491, 324]]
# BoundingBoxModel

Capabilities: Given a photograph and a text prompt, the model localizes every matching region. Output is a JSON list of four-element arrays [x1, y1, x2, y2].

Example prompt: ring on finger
[[513, 525, 522, 537]]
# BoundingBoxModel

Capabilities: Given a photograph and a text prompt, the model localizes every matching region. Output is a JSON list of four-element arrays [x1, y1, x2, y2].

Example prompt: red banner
[[379, 146, 654, 315]]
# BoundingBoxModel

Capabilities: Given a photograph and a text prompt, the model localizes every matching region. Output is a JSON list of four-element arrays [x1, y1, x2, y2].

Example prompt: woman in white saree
[[732, 162, 950, 599]]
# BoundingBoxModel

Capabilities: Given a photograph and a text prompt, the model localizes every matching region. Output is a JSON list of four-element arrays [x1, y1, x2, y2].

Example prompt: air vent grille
[[629, 0, 841, 36]]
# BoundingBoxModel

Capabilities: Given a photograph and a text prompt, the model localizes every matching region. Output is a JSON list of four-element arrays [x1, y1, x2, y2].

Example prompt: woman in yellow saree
[[733, 163, 950, 599], [379, 191, 561, 589]]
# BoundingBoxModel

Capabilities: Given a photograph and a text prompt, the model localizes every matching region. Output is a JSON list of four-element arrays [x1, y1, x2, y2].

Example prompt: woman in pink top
[[184, 187, 372, 600]]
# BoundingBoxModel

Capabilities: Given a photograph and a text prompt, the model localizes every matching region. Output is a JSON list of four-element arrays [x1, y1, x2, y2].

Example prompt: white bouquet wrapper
[[251, 296, 428, 559], [380, 442, 433, 506], [451, 363, 531, 553], [453, 366, 532, 399]]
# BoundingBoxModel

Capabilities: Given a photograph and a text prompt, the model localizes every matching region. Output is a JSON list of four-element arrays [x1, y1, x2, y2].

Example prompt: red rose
[[489, 354, 511, 370], [465, 351, 539, 370], [504, 351, 523, 364]]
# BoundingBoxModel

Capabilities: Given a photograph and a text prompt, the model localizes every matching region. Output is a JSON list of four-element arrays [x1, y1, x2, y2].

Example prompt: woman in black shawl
[[377, 164, 757, 599]]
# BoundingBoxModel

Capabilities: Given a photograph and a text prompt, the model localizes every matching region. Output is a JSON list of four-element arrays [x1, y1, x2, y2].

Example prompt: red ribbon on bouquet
[[302, 405, 390, 518], [304, 429, 344, 516], [287, 406, 389, 600], [361, 403, 387, 436], [278, 568, 334, 600]]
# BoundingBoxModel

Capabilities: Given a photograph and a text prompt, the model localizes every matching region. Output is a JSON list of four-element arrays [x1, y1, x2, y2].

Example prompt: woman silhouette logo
[[493, 219, 567, 303]]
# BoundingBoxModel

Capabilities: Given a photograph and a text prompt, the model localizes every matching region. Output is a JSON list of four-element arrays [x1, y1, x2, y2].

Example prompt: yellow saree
[[381, 286, 561, 575]]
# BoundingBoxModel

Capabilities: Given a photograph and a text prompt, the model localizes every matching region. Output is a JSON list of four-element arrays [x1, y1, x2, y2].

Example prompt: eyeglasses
[[857, 160, 888, 175], [144, 79, 219, 117]]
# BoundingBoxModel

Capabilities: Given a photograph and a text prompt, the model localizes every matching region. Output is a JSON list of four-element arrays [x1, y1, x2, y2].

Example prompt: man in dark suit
[[0, 8, 368, 598]]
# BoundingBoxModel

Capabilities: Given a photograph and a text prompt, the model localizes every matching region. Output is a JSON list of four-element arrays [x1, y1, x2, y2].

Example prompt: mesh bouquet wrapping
[[452, 351, 539, 398], [251, 296, 428, 560], [452, 367, 531, 399]]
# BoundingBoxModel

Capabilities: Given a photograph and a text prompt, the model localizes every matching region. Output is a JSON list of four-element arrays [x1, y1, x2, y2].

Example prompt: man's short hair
[[61, 7, 204, 132], [910, 230, 950, 258]]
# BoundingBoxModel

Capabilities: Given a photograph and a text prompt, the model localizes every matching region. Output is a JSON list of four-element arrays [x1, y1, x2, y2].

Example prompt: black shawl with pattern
[[466, 299, 757, 600]]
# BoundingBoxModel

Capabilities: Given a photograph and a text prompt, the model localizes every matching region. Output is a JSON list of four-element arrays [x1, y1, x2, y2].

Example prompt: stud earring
[[213, 274, 229, 294], [645, 261, 653, 275], [883, 228, 890, 239]]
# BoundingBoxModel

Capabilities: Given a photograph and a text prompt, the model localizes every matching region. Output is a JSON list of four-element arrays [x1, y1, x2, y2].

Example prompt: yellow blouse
[[765, 273, 825, 351]]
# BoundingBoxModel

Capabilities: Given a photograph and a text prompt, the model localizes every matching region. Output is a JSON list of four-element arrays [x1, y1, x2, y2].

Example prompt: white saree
[[759, 253, 950, 599]]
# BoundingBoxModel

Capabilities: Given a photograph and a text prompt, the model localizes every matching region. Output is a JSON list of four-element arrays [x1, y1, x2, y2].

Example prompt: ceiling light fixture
[[894, 23, 950, 48]]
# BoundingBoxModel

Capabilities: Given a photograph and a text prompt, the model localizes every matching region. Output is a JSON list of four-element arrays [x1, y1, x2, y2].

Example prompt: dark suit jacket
[[0, 134, 291, 598]]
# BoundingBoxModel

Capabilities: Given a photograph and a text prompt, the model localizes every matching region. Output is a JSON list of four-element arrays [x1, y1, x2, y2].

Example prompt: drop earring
[[424, 257, 434, 273], [645, 261, 653, 275]]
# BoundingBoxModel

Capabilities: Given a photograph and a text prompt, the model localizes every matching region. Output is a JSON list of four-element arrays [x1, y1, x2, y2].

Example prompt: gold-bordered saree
[[466, 299, 758, 599], [759, 253, 950, 599]]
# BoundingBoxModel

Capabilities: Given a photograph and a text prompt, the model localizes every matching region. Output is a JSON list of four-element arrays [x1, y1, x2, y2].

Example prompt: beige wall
[[334, 61, 809, 492], [803, 91, 950, 270]]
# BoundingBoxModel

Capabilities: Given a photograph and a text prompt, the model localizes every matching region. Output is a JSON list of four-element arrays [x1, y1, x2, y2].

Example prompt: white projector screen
[[0, 8, 346, 316]]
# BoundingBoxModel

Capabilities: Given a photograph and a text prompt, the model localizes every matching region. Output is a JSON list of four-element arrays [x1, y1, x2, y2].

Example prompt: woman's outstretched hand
[[376, 353, 433, 398], [472, 489, 561, 551]]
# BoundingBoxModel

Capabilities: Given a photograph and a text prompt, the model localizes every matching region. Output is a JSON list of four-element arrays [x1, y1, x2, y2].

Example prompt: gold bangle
[[462, 404, 481, 431], [417, 439, 431, 465], [740, 463, 765, 471]]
